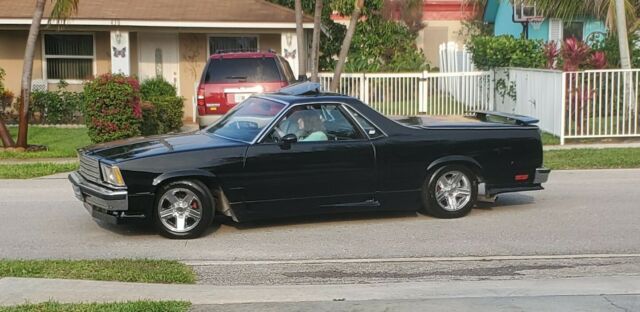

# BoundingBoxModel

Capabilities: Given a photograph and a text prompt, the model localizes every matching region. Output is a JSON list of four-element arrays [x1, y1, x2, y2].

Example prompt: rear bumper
[[533, 168, 550, 184], [197, 114, 223, 128], [486, 168, 550, 197]]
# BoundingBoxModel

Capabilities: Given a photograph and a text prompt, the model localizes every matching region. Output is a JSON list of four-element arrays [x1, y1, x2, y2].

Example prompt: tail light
[[197, 84, 205, 107], [197, 84, 206, 116]]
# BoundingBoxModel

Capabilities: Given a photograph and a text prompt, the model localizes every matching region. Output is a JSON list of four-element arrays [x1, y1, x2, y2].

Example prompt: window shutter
[[549, 18, 563, 47]]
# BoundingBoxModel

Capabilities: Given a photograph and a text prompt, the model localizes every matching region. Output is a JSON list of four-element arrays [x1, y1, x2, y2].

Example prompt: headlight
[[100, 164, 125, 187]]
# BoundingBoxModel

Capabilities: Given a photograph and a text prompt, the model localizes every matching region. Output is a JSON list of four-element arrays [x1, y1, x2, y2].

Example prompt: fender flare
[[152, 169, 217, 187], [425, 155, 484, 184]]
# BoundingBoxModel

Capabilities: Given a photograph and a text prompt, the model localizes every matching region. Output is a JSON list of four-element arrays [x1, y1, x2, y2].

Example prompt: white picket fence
[[439, 42, 475, 73], [562, 69, 640, 143], [316, 72, 494, 116]]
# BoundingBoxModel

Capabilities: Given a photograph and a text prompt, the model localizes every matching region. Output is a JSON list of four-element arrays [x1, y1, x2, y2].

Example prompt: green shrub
[[140, 101, 159, 136], [30, 88, 83, 124], [140, 77, 177, 100], [344, 15, 429, 73], [592, 32, 640, 68], [149, 96, 184, 133], [0, 67, 5, 94], [468, 35, 545, 70], [83, 74, 142, 143]]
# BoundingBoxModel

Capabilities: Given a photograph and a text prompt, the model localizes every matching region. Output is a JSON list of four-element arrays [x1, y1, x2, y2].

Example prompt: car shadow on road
[[95, 220, 222, 237], [475, 193, 536, 211], [220, 211, 421, 231]]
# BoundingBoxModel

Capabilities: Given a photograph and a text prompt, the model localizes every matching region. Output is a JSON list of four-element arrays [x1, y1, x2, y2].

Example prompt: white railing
[[494, 68, 564, 137], [439, 42, 475, 73], [562, 69, 640, 144], [316, 71, 493, 116]]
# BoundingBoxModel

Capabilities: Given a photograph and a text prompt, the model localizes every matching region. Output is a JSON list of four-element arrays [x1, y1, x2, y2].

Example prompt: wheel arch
[[425, 156, 484, 185], [152, 170, 238, 222]]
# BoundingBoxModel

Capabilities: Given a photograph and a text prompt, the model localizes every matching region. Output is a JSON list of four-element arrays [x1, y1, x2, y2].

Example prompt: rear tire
[[422, 165, 477, 219], [153, 180, 214, 239]]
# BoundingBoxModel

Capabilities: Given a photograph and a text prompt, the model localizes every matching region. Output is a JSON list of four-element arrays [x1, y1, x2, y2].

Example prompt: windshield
[[205, 98, 285, 142]]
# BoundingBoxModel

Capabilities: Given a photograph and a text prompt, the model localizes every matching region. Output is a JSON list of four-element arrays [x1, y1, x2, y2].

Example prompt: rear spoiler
[[472, 111, 539, 126]]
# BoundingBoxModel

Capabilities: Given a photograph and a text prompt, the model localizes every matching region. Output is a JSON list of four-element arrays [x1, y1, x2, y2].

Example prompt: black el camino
[[70, 82, 550, 239]]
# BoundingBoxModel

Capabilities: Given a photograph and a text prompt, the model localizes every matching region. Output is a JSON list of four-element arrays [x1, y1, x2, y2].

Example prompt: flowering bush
[[83, 74, 142, 143], [543, 41, 560, 69]]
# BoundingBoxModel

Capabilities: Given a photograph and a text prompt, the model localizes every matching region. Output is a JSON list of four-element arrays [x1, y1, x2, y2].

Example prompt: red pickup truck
[[196, 51, 297, 128]]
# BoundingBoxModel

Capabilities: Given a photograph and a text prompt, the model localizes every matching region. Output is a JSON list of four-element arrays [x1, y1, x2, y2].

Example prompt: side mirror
[[279, 133, 297, 150]]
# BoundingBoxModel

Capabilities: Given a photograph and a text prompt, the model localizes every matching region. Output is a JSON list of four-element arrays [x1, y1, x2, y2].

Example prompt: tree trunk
[[310, 0, 324, 82], [294, 0, 306, 80], [330, 0, 363, 92], [17, 0, 47, 148], [615, 0, 636, 124], [0, 119, 14, 147]]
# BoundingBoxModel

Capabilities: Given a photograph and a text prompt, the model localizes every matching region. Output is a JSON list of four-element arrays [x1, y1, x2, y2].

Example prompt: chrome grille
[[79, 154, 101, 184]]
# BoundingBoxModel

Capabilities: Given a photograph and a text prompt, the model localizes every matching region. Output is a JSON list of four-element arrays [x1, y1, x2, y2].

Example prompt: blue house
[[483, 0, 607, 43]]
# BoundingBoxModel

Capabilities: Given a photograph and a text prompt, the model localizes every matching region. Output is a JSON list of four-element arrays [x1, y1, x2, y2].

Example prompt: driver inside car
[[275, 109, 328, 142]]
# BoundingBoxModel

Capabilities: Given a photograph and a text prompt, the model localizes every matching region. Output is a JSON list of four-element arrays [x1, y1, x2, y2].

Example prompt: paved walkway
[[0, 276, 638, 308], [0, 158, 77, 165], [544, 142, 640, 151]]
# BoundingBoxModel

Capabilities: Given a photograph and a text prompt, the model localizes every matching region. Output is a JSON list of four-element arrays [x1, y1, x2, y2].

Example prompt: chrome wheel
[[157, 188, 203, 233], [434, 170, 472, 212]]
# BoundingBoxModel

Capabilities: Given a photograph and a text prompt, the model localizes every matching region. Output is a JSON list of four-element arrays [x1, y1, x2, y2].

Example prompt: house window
[[209, 36, 258, 54], [563, 22, 584, 41], [44, 34, 94, 80]]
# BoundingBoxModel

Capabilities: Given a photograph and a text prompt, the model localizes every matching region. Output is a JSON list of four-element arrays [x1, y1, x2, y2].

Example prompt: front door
[[242, 103, 377, 217], [138, 33, 180, 94]]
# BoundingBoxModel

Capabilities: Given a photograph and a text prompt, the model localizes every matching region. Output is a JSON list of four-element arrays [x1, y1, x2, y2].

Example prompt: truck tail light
[[197, 84, 205, 107], [515, 174, 529, 181]]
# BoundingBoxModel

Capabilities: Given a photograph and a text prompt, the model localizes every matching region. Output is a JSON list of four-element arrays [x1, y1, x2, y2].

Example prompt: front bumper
[[69, 171, 135, 224]]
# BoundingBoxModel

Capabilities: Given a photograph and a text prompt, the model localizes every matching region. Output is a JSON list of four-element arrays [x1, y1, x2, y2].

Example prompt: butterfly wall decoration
[[284, 48, 296, 59], [113, 47, 127, 58]]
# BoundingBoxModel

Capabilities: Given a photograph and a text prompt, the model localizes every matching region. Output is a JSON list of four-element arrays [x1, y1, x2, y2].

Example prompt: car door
[[241, 103, 377, 217]]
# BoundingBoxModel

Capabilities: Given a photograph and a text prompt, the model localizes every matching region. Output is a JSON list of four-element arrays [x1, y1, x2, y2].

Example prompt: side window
[[344, 106, 385, 139], [263, 104, 364, 143]]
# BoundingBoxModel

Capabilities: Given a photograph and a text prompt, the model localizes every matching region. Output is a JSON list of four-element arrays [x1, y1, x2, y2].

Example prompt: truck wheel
[[423, 165, 477, 218], [154, 180, 214, 239]]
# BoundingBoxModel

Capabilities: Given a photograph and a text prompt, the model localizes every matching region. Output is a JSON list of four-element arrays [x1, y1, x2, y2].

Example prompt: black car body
[[70, 82, 549, 239]]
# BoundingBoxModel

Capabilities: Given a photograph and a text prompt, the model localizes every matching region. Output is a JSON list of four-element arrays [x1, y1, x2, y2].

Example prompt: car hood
[[81, 132, 245, 162]]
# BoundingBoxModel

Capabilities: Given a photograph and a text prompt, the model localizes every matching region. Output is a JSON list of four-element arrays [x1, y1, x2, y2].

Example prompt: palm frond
[[49, 0, 79, 22], [530, 0, 637, 30]]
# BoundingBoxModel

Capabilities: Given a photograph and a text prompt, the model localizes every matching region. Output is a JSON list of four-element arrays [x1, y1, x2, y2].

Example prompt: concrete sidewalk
[[0, 158, 77, 165], [544, 142, 640, 150], [1, 276, 639, 306]]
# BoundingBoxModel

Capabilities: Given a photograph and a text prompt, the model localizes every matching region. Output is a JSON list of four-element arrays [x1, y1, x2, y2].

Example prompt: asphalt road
[[1, 169, 639, 261]]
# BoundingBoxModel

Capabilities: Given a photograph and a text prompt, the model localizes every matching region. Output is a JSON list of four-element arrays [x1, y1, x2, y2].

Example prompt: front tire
[[422, 165, 477, 218], [153, 180, 214, 239]]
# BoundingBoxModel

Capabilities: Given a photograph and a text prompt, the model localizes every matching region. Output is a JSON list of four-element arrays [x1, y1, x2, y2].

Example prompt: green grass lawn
[[0, 301, 190, 312], [1, 127, 91, 159], [545, 148, 640, 170], [541, 132, 560, 145], [0, 163, 78, 179], [0, 259, 195, 284]]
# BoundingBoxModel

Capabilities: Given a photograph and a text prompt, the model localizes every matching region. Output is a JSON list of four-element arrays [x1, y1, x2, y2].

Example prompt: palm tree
[[310, 0, 324, 82], [330, 0, 365, 92], [12, 0, 80, 148], [294, 0, 307, 80]]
